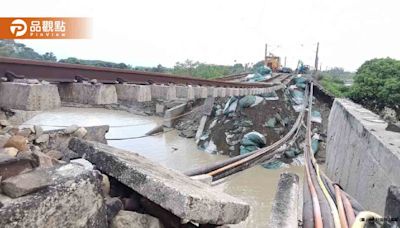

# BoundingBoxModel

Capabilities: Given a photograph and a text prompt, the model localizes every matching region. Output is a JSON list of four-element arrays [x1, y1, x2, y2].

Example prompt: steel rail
[[303, 83, 324, 228], [0, 57, 271, 88]]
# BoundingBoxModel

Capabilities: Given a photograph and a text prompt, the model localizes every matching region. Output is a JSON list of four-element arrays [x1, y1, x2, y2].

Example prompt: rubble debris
[[69, 138, 250, 225], [4, 135, 29, 152], [0, 163, 106, 227], [0, 154, 34, 179], [106, 197, 124, 224], [223, 97, 238, 115], [111, 210, 163, 228], [1, 168, 53, 198], [311, 110, 322, 123]]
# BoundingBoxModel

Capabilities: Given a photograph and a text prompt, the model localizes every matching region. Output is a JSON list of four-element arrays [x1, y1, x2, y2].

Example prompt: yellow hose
[[352, 211, 382, 228], [313, 157, 341, 228]]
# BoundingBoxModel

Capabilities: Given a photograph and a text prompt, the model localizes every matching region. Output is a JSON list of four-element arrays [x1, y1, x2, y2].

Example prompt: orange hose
[[341, 190, 356, 226], [334, 184, 349, 228]]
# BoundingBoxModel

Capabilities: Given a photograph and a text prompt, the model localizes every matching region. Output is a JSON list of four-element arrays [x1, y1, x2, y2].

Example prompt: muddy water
[[24, 107, 304, 228]]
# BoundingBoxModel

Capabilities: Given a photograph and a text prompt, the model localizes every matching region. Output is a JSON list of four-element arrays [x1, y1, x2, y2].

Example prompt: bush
[[349, 58, 400, 110], [320, 75, 350, 97]]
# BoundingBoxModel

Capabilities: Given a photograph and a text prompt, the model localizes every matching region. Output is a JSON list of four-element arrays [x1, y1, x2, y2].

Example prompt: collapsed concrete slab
[[0, 163, 106, 227], [163, 103, 186, 128], [326, 99, 400, 214], [269, 173, 299, 228], [151, 85, 176, 100], [176, 86, 195, 100], [69, 139, 250, 225], [115, 84, 151, 102], [58, 83, 117, 105], [0, 82, 61, 111]]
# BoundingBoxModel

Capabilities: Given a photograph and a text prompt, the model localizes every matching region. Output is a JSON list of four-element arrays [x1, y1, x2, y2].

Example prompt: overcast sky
[[2, 0, 399, 71]]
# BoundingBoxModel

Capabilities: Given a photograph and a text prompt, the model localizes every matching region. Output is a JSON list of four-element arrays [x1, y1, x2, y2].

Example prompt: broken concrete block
[[45, 125, 109, 161], [0, 135, 10, 148], [269, 173, 299, 228], [71, 158, 94, 170], [4, 135, 29, 152], [194, 86, 208, 99], [106, 197, 124, 223], [0, 154, 34, 180], [58, 83, 117, 105], [115, 84, 152, 102], [0, 147, 18, 157], [0, 163, 107, 227], [163, 103, 187, 128], [1, 168, 53, 198], [69, 139, 250, 225], [35, 133, 49, 144], [32, 151, 58, 168], [111, 210, 163, 228], [73, 127, 88, 138], [150, 85, 176, 100], [0, 82, 61, 111], [176, 86, 195, 100], [46, 150, 63, 160]]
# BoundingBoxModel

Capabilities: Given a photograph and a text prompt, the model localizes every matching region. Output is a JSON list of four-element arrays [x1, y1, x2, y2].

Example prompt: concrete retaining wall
[[115, 84, 151, 102], [58, 83, 117, 105], [0, 82, 61, 111], [326, 99, 400, 214]]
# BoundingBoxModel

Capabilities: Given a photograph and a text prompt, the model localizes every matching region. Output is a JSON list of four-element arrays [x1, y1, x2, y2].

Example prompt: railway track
[[0, 57, 272, 88]]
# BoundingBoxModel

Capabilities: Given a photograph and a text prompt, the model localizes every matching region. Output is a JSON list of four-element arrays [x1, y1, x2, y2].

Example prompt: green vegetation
[[318, 67, 353, 97], [319, 74, 350, 97], [349, 58, 400, 111]]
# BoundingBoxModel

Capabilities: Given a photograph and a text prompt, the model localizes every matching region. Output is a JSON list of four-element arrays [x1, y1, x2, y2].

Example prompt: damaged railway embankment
[[174, 75, 332, 172]]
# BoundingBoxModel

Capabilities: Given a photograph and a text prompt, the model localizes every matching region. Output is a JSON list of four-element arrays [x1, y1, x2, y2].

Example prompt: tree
[[349, 58, 400, 110], [42, 52, 57, 61]]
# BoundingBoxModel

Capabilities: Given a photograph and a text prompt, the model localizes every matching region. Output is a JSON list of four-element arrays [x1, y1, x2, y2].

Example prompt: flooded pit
[[23, 107, 304, 228]]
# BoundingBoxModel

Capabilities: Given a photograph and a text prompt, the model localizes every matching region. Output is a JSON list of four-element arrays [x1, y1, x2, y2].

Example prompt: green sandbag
[[241, 138, 259, 147], [239, 95, 257, 108], [239, 145, 259, 155], [256, 65, 272, 75], [242, 131, 266, 146], [311, 139, 319, 154], [266, 117, 277, 128], [261, 160, 285, 169], [290, 90, 305, 105]]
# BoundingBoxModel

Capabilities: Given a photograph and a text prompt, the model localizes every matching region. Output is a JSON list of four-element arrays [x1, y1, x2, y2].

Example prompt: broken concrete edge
[[326, 98, 400, 214], [269, 172, 299, 228], [163, 103, 187, 128], [0, 163, 107, 227], [68, 138, 250, 225]]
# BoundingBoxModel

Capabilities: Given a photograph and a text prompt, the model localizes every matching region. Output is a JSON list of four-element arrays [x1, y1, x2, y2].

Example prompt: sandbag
[[238, 96, 256, 108], [223, 97, 238, 115]]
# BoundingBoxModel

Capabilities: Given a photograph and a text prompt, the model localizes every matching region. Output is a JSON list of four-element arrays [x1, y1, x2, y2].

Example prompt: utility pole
[[314, 42, 319, 72], [265, 43, 268, 58], [284, 56, 287, 67]]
